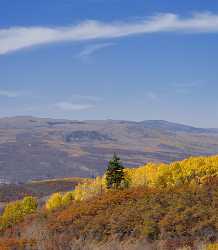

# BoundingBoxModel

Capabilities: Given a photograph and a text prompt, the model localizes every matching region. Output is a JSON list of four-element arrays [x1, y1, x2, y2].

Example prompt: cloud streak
[[147, 91, 159, 101], [55, 102, 94, 111], [78, 43, 114, 58], [1, 12, 218, 55], [0, 90, 25, 97], [54, 94, 101, 112]]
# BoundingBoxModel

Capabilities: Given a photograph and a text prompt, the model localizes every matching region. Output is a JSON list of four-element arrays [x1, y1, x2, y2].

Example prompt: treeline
[[65, 154, 218, 202]]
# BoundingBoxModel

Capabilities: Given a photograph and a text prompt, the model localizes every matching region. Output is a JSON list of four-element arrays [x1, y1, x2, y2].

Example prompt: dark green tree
[[105, 153, 125, 189]]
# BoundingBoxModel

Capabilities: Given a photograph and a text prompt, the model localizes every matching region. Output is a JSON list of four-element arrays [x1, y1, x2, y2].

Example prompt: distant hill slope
[[1, 116, 218, 182], [0, 177, 85, 203]]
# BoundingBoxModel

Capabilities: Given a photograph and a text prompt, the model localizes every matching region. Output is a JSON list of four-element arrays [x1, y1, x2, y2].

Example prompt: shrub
[[142, 181, 218, 242], [22, 196, 38, 214], [62, 191, 75, 206], [1, 201, 24, 228], [0, 196, 37, 230], [45, 192, 62, 211], [45, 191, 75, 211], [74, 177, 105, 201]]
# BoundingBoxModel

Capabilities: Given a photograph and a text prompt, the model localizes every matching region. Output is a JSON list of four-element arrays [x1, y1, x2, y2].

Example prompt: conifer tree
[[105, 153, 125, 189]]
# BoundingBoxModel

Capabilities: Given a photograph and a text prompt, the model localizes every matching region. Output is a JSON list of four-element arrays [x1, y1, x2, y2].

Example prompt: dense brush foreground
[[1, 155, 218, 249]]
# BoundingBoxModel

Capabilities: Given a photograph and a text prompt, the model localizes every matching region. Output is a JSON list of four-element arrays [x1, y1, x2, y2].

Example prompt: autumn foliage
[[0, 196, 37, 231], [1, 154, 218, 249], [45, 191, 74, 211], [125, 155, 218, 188], [69, 154, 218, 204]]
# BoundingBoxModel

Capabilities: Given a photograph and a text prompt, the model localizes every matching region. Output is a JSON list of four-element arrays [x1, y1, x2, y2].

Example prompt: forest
[[0, 154, 218, 249]]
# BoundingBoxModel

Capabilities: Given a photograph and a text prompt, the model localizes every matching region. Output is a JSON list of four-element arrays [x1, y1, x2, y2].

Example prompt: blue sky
[[0, 0, 218, 127]]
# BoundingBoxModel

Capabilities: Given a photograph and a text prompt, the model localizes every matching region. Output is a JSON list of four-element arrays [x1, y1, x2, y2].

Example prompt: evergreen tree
[[105, 153, 125, 189]]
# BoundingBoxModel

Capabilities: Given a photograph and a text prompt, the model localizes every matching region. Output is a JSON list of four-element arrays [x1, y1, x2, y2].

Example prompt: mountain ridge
[[0, 115, 217, 129], [1, 116, 218, 182]]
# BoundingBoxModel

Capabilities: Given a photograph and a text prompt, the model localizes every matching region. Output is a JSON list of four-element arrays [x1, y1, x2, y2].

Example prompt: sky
[[0, 0, 218, 127]]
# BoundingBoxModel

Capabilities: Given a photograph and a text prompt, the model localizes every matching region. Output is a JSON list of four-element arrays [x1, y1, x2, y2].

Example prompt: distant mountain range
[[1, 116, 218, 182]]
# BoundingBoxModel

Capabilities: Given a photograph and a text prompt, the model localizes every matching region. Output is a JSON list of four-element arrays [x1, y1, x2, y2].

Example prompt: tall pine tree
[[105, 153, 125, 189]]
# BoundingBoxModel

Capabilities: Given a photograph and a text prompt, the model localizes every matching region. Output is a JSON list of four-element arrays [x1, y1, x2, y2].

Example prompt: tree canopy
[[105, 153, 125, 189]]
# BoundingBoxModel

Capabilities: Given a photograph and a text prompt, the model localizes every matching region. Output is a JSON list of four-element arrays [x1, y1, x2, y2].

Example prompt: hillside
[[0, 154, 218, 250], [1, 116, 218, 182]]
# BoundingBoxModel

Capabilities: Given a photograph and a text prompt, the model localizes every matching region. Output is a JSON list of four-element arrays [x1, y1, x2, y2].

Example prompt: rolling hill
[[1, 116, 218, 182]]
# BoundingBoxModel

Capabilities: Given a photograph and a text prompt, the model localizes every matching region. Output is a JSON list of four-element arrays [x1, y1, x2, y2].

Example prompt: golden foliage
[[22, 196, 38, 214], [207, 243, 218, 250], [62, 191, 74, 206], [45, 191, 75, 211], [73, 176, 105, 201], [125, 155, 218, 188], [0, 196, 37, 230], [69, 155, 218, 203], [46, 192, 62, 211]]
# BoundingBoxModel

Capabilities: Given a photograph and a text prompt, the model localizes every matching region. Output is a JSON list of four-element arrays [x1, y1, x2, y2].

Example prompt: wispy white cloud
[[1, 12, 218, 55], [78, 43, 114, 58], [55, 101, 94, 111], [55, 94, 101, 111], [0, 90, 26, 97], [147, 91, 159, 101]]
